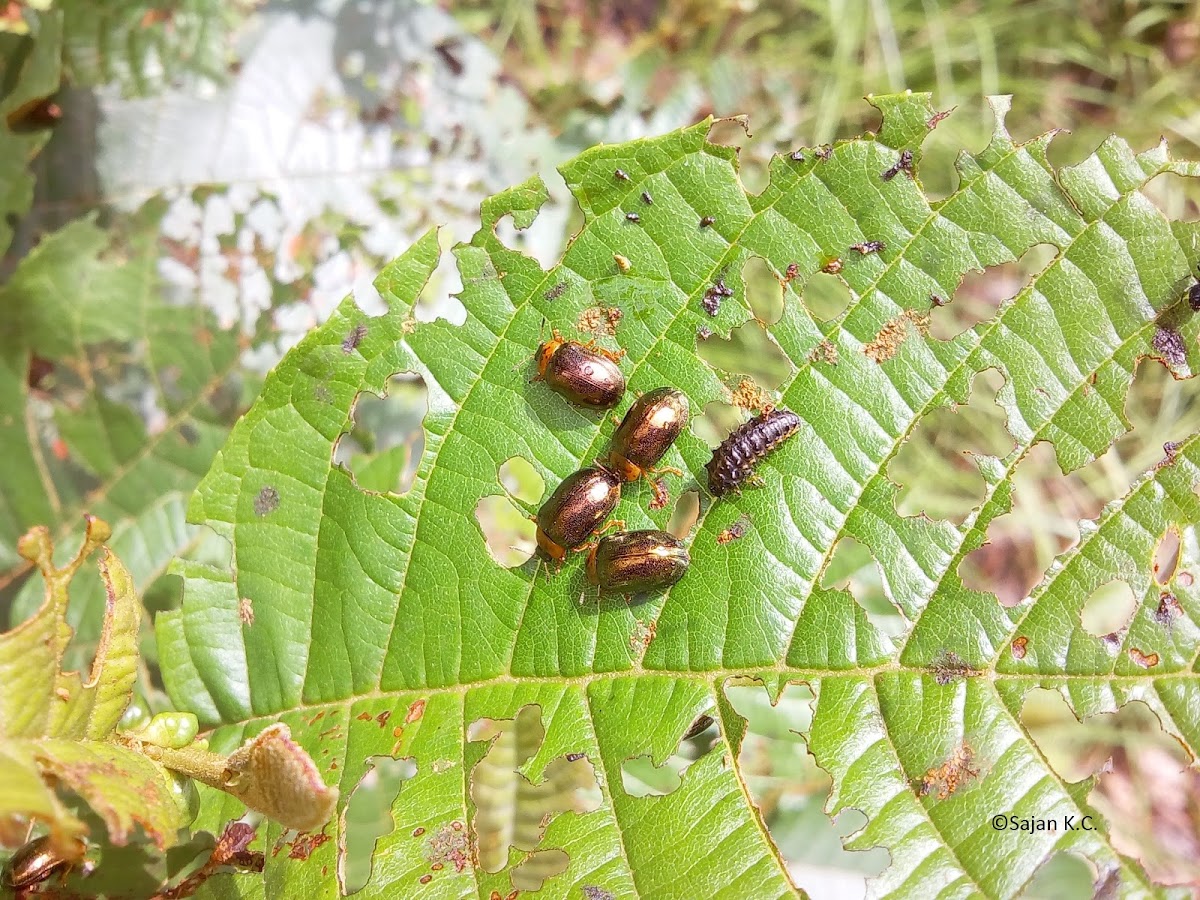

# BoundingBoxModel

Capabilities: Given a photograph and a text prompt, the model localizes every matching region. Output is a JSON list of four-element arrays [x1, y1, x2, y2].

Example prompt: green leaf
[[0, 517, 187, 848], [60, 0, 236, 96], [160, 94, 1200, 897], [0, 6, 62, 255], [0, 206, 243, 674]]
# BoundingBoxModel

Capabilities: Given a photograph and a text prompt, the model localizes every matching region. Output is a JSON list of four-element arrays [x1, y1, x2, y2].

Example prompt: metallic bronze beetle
[[535, 332, 626, 409], [608, 388, 689, 482], [535, 466, 621, 561], [586, 529, 689, 594], [4, 835, 86, 890]]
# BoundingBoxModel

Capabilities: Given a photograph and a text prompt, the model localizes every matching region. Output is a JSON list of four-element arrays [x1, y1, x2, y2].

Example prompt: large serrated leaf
[[159, 94, 1200, 898]]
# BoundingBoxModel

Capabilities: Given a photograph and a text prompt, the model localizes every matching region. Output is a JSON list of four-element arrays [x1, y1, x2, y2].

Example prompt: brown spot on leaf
[[405, 699, 426, 725], [356, 712, 373, 721], [917, 742, 978, 799], [376, 710, 391, 728], [1129, 648, 1160, 668], [1010, 636, 1029, 660], [420, 874, 433, 884], [254, 486, 280, 516]]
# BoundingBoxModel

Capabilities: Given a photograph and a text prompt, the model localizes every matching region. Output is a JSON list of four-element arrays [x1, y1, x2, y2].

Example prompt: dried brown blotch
[[649, 478, 670, 511], [426, 822, 471, 873], [630, 619, 657, 652], [578, 305, 623, 336], [931, 650, 978, 685], [287, 832, 330, 861], [405, 699, 427, 724], [729, 378, 769, 412], [254, 486, 280, 516], [917, 742, 978, 800], [1010, 636, 1029, 660], [1128, 647, 1160, 668], [808, 339, 838, 366], [864, 310, 930, 363]]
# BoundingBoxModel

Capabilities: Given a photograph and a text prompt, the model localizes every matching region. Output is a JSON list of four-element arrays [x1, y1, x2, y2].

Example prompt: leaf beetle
[[586, 529, 689, 594], [608, 387, 690, 483], [535, 329, 626, 409], [535, 466, 622, 562]]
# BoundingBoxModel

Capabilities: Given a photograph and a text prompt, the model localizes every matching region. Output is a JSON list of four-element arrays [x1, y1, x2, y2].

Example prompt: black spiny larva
[[706, 408, 801, 496]]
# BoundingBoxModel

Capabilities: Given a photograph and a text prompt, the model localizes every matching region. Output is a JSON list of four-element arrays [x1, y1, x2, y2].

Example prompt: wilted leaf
[[160, 95, 1200, 897]]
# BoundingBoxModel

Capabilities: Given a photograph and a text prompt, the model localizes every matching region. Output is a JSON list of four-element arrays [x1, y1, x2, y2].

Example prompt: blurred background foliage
[[3, 0, 1200, 894]]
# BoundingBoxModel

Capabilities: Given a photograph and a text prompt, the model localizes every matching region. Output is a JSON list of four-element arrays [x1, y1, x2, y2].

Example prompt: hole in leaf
[[1023, 852, 1096, 900], [930, 243, 1058, 340], [888, 369, 1013, 523], [696, 321, 792, 390], [351, 272, 387, 317], [743, 256, 784, 325], [499, 456, 544, 505], [1020, 691, 1196, 883], [821, 537, 905, 637], [335, 374, 428, 494], [801, 271, 853, 322], [511, 848, 570, 891], [476, 496, 537, 568], [467, 705, 602, 874], [1153, 529, 1181, 585], [960, 442, 1100, 606], [667, 489, 701, 539], [621, 708, 721, 798], [1143, 171, 1200, 224], [414, 241, 467, 325], [722, 682, 888, 887], [692, 400, 744, 448], [1079, 581, 1138, 638], [339, 755, 416, 895]]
